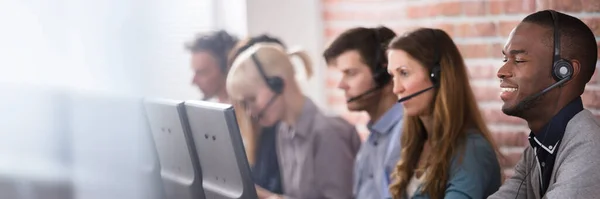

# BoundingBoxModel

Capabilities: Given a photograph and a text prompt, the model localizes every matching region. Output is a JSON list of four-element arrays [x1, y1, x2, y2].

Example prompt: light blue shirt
[[353, 103, 403, 199]]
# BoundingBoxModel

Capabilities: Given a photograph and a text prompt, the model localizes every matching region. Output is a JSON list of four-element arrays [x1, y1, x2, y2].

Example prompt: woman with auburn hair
[[386, 28, 502, 199], [227, 40, 360, 199]]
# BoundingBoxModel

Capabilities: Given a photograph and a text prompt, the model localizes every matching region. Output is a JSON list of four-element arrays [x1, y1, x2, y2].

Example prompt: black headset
[[252, 54, 284, 94], [370, 28, 392, 88], [549, 10, 573, 83], [429, 29, 442, 86], [234, 35, 285, 94]]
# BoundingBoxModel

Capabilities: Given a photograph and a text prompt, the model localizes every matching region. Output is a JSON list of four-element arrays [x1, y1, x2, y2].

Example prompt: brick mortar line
[[455, 37, 600, 44], [323, 1, 408, 11], [324, 1, 600, 17], [471, 79, 501, 86], [323, 0, 511, 11], [465, 58, 506, 64], [488, 123, 528, 128], [324, 0, 554, 10], [453, 37, 510, 45], [492, 130, 529, 134], [478, 101, 504, 108], [463, 59, 600, 66], [487, 124, 530, 132], [324, 12, 600, 28], [500, 146, 527, 153], [326, 79, 599, 91], [586, 84, 600, 90], [329, 31, 599, 46]]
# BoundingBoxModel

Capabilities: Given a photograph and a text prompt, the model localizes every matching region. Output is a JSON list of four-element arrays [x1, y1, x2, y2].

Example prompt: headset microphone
[[396, 85, 436, 103], [346, 86, 381, 103], [253, 94, 278, 120], [512, 76, 570, 111]]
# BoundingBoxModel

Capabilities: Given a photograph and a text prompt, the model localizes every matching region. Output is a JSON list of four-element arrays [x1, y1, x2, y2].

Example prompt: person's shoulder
[[447, 130, 502, 198], [303, 98, 354, 132], [565, 109, 600, 139], [452, 130, 499, 171], [313, 111, 356, 133], [464, 131, 496, 155], [312, 112, 360, 143], [561, 109, 600, 155]]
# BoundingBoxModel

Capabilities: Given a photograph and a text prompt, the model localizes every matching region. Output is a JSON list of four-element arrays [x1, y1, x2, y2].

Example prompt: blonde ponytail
[[287, 48, 314, 79]]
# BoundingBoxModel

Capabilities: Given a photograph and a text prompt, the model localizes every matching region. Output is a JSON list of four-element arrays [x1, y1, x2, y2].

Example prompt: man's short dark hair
[[186, 30, 239, 73], [522, 10, 597, 85], [323, 26, 396, 71]]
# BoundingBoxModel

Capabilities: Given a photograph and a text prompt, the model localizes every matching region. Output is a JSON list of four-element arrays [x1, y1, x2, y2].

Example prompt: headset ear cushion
[[268, 77, 285, 94], [553, 59, 573, 81], [372, 68, 391, 87], [430, 65, 441, 85]]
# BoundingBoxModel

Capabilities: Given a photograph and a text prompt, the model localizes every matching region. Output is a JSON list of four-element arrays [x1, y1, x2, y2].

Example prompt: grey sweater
[[488, 109, 600, 199]]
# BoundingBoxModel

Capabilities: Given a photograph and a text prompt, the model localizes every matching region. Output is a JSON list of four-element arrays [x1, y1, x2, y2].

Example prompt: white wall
[[0, 0, 215, 100], [244, 0, 327, 110], [0, 0, 330, 197], [140, 0, 217, 100], [0, 0, 217, 198], [214, 0, 248, 37]]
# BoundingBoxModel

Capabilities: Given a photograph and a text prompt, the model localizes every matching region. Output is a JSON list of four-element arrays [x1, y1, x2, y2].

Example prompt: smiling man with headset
[[323, 26, 403, 199], [489, 10, 600, 199]]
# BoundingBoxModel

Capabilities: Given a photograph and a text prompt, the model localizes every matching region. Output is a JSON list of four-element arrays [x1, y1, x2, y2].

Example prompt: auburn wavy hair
[[388, 28, 501, 199]]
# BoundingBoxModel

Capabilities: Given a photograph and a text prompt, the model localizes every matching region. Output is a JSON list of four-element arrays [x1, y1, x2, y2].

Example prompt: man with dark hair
[[323, 26, 403, 199], [186, 30, 238, 103], [489, 10, 599, 199]]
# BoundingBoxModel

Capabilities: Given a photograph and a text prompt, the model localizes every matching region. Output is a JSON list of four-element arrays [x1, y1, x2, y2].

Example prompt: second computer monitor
[[144, 99, 205, 199], [184, 100, 257, 199]]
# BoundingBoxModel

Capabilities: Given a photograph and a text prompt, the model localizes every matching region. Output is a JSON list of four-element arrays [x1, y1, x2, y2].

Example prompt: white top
[[407, 173, 424, 198]]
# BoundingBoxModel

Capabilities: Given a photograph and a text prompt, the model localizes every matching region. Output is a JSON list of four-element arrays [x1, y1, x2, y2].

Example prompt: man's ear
[[567, 59, 581, 86]]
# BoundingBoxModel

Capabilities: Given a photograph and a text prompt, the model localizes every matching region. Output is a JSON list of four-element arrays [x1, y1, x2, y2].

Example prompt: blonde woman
[[228, 35, 289, 195], [227, 40, 361, 199]]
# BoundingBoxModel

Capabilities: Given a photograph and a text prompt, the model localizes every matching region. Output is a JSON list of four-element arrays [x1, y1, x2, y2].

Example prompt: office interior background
[[0, 0, 598, 198]]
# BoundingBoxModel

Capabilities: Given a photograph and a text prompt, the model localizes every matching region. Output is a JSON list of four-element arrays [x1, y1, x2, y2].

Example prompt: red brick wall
[[322, 0, 600, 177]]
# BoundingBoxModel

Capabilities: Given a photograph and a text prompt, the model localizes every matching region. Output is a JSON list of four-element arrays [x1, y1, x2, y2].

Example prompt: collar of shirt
[[528, 96, 583, 154], [279, 97, 318, 139], [367, 103, 404, 135]]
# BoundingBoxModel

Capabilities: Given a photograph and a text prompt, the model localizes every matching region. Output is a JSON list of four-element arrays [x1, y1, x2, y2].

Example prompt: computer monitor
[[183, 100, 257, 199], [144, 99, 205, 199]]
